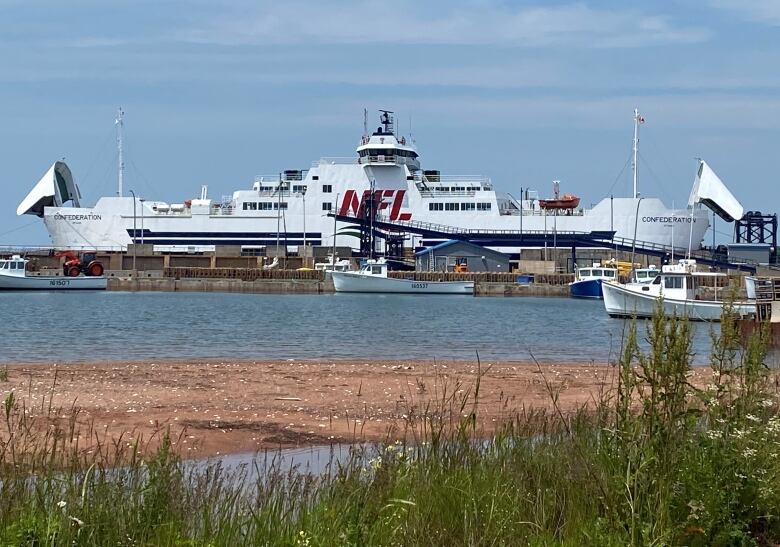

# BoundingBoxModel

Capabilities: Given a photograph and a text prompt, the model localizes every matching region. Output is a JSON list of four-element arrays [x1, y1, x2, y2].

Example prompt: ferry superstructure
[[19, 109, 716, 253]]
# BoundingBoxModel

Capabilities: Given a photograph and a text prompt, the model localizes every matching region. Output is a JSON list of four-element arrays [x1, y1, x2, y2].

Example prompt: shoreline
[[0, 359, 713, 459]]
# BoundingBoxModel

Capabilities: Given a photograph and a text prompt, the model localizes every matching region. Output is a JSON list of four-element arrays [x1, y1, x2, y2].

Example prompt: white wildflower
[[69, 516, 84, 527], [746, 414, 761, 423], [761, 400, 774, 408], [743, 448, 757, 458], [57, 500, 67, 509], [706, 430, 722, 440]]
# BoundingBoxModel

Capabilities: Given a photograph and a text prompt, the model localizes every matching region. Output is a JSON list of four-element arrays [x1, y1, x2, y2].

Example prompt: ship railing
[[254, 190, 292, 197], [514, 207, 585, 217], [413, 174, 492, 186], [418, 190, 478, 198], [210, 206, 236, 216], [311, 157, 359, 167]]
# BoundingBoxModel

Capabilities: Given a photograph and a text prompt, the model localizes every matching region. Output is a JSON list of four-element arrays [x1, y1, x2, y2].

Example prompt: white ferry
[[19, 109, 724, 254]]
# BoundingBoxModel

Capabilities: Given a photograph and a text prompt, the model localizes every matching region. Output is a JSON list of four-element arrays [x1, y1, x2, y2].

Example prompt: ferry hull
[[332, 272, 473, 294], [0, 274, 107, 291], [569, 279, 603, 299], [602, 281, 754, 321]]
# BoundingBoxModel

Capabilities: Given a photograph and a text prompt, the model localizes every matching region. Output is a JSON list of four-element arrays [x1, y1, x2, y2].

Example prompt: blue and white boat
[[570, 264, 618, 299]]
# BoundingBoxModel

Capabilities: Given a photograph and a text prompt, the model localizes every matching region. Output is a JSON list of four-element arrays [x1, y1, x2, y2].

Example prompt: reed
[[1, 303, 779, 545]]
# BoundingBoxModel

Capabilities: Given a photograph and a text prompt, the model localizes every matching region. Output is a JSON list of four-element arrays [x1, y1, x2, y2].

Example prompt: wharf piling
[[106, 267, 572, 297]]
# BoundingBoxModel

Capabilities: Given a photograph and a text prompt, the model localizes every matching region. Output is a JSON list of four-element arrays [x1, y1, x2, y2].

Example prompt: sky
[[1, 0, 779, 246]]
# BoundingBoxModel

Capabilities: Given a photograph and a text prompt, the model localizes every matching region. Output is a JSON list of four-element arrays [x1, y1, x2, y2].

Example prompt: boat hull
[[332, 272, 473, 294], [602, 281, 754, 321], [0, 274, 107, 291], [570, 279, 603, 299]]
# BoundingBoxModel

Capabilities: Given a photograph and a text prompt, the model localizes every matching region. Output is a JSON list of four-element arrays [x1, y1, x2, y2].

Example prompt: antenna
[[363, 108, 368, 136], [115, 107, 124, 197], [379, 110, 394, 135]]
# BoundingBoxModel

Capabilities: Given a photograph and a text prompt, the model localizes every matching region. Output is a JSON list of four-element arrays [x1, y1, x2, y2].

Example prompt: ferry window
[[445, 203, 458, 211], [323, 184, 332, 193], [293, 185, 307, 194], [461, 203, 475, 211], [477, 203, 492, 211], [605, 270, 616, 278], [243, 203, 248, 210], [273, 202, 288, 210], [372, 266, 382, 274], [312, 175, 319, 180], [637, 271, 646, 279], [9, 262, 16, 270], [429, 203, 443, 211], [580, 269, 591, 277], [322, 202, 332, 211], [652, 276, 661, 284], [592, 269, 602, 277]]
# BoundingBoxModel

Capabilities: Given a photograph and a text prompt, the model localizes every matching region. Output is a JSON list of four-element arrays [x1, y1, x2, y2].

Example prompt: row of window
[[430, 186, 479, 192], [0, 261, 23, 270], [428, 202, 492, 211], [258, 184, 330, 194], [358, 148, 418, 159], [242, 202, 289, 211], [242, 201, 336, 212]]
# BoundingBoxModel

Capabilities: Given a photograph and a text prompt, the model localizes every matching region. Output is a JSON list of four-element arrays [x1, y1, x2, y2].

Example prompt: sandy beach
[[0, 359, 714, 458]]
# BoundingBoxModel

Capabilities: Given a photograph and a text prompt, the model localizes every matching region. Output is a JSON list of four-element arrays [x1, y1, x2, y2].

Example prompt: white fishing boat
[[331, 258, 474, 294], [629, 266, 659, 284], [0, 255, 107, 291], [602, 259, 754, 321]]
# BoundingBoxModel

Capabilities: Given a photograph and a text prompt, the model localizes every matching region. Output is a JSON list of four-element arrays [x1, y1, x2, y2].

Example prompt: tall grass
[[1, 304, 779, 545]]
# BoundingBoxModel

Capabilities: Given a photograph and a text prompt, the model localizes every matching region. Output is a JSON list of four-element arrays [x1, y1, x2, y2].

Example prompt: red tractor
[[55, 251, 105, 277]]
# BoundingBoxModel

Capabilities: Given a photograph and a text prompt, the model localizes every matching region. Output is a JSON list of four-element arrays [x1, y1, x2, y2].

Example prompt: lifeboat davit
[[538, 193, 580, 210]]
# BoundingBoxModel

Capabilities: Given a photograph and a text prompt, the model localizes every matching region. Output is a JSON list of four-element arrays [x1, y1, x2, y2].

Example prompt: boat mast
[[116, 107, 124, 197], [631, 108, 640, 199]]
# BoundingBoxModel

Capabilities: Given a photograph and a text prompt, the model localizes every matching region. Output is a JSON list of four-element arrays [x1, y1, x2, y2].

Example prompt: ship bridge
[[356, 110, 419, 170]]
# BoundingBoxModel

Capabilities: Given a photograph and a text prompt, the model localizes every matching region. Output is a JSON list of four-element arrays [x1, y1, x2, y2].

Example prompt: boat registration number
[[411, 283, 428, 289], [49, 280, 70, 287]]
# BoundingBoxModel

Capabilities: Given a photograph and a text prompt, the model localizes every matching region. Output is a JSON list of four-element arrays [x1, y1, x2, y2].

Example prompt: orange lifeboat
[[538, 193, 580, 210]]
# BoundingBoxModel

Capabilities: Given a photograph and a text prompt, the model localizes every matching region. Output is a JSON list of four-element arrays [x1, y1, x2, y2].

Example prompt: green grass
[[0, 303, 779, 545]]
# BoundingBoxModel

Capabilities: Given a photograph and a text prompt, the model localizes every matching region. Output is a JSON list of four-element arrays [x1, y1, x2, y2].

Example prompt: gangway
[[329, 212, 759, 272]]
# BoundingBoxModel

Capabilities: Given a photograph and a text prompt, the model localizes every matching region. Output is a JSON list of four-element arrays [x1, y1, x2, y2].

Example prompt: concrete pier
[[108, 276, 568, 297]]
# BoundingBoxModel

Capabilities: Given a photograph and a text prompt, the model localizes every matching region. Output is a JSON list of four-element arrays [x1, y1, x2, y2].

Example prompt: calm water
[[0, 291, 729, 365]]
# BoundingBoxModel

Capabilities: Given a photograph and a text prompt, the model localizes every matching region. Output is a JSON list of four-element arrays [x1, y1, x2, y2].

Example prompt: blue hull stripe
[[128, 230, 322, 239]]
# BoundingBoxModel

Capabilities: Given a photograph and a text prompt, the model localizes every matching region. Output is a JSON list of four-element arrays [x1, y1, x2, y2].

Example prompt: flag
[[638, 115, 645, 124]]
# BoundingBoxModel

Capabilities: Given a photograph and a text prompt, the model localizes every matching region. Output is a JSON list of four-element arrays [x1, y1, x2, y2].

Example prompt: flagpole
[[632, 108, 641, 200]]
